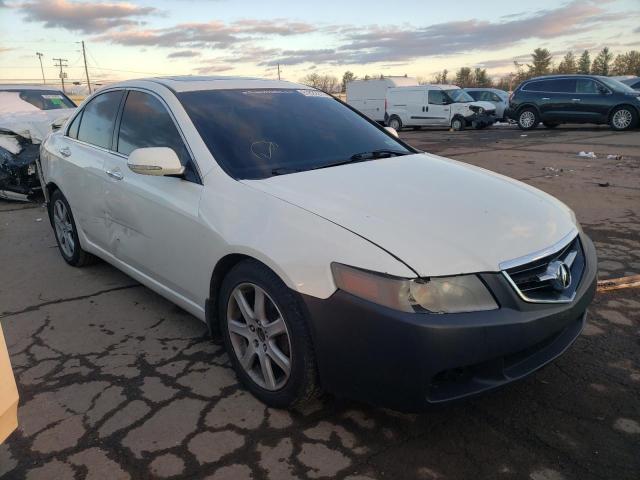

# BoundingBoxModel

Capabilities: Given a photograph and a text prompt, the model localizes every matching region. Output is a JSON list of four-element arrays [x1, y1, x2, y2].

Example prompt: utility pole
[[36, 52, 45, 84], [53, 57, 68, 93], [277, 63, 281, 80], [79, 41, 92, 94]]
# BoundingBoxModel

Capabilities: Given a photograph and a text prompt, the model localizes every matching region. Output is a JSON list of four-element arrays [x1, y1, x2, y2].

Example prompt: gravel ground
[[1, 124, 639, 480]]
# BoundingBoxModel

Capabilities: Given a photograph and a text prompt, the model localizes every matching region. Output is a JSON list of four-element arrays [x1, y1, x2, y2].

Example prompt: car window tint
[[428, 90, 447, 104], [490, 93, 501, 102], [524, 81, 543, 92], [576, 79, 598, 94], [67, 112, 82, 139], [117, 91, 197, 182], [467, 91, 480, 100], [77, 91, 124, 149]]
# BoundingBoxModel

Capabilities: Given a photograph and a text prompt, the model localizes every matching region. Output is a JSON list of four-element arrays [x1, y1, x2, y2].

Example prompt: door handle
[[572, 98, 581, 102], [106, 169, 123, 180], [58, 147, 71, 157], [542, 97, 551, 100]]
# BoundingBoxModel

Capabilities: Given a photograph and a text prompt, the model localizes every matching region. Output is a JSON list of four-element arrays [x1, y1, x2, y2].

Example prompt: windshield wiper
[[311, 150, 408, 171], [271, 167, 303, 176]]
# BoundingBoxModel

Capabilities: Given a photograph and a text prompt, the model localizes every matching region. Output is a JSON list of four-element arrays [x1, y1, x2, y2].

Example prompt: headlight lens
[[331, 263, 498, 314]]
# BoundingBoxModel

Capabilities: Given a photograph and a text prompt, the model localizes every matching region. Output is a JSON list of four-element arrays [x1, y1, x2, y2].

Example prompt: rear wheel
[[609, 106, 637, 131], [517, 108, 539, 130], [543, 122, 559, 128], [387, 116, 402, 131], [219, 260, 320, 408], [49, 190, 96, 267]]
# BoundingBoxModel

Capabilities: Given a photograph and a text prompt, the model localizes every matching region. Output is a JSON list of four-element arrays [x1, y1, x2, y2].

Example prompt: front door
[[427, 89, 452, 125], [103, 89, 205, 304]]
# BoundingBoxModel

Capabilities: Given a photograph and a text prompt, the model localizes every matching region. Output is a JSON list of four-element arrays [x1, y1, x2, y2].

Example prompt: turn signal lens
[[331, 263, 498, 314]]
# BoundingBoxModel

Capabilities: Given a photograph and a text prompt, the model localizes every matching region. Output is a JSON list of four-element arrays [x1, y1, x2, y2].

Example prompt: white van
[[346, 77, 418, 122], [385, 85, 496, 130]]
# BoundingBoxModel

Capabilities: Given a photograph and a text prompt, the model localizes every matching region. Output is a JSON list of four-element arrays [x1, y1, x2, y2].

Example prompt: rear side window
[[428, 90, 448, 104], [77, 91, 124, 149], [117, 91, 197, 182], [524, 79, 575, 93]]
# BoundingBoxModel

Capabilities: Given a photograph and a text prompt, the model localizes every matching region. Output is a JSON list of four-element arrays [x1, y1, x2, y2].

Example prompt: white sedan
[[40, 77, 597, 411]]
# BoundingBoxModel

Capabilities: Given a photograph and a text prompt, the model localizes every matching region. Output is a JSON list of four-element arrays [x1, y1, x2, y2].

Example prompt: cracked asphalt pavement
[[1, 125, 639, 480]]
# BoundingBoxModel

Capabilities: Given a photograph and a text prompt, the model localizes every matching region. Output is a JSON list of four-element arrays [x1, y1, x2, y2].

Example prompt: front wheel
[[517, 108, 539, 130], [49, 190, 96, 267], [609, 106, 637, 131], [451, 116, 465, 131], [219, 260, 320, 409]]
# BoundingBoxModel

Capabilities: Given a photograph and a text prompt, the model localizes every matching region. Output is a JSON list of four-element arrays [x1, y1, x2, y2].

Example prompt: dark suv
[[508, 75, 640, 131]]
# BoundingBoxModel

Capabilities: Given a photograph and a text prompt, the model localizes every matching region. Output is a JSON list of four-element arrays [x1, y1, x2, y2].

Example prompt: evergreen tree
[[455, 67, 473, 87], [612, 51, 640, 76], [557, 52, 577, 74], [341, 71, 356, 93], [528, 48, 552, 76], [473, 67, 491, 87], [591, 47, 613, 75], [578, 50, 591, 74]]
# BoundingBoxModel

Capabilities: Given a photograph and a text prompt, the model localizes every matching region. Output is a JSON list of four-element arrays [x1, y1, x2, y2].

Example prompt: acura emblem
[[547, 261, 571, 291]]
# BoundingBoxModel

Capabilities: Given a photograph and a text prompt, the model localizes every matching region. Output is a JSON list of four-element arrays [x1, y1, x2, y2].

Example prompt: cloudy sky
[[1, 0, 639, 85]]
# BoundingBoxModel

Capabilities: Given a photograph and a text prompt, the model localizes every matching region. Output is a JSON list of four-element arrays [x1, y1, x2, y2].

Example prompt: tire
[[543, 122, 559, 128], [451, 116, 465, 131], [387, 116, 402, 131], [517, 108, 539, 130], [49, 189, 96, 267], [609, 106, 638, 131], [219, 259, 320, 409]]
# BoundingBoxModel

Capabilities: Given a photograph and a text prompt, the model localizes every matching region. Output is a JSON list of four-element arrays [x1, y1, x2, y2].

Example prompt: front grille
[[502, 235, 585, 303]]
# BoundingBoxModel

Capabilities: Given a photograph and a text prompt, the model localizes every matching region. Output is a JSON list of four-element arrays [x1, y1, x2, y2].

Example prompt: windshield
[[598, 77, 638, 94], [178, 89, 412, 179], [445, 89, 475, 103], [0, 89, 76, 111]]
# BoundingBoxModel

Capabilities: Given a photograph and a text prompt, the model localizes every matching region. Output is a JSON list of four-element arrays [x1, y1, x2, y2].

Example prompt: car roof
[[524, 74, 606, 82], [0, 84, 67, 91], [104, 76, 308, 93]]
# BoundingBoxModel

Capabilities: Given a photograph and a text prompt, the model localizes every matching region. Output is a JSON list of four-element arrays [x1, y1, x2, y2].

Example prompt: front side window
[[178, 89, 411, 180], [67, 112, 82, 139], [576, 79, 598, 94], [117, 91, 197, 182], [77, 90, 124, 149], [428, 90, 448, 104]]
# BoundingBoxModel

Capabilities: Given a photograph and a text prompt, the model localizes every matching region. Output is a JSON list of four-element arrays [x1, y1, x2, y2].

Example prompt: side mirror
[[597, 86, 610, 95], [127, 147, 185, 176], [384, 126, 399, 138]]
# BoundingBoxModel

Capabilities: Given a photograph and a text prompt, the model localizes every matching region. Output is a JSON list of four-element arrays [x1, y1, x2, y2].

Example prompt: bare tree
[[300, 73, 340, 93]]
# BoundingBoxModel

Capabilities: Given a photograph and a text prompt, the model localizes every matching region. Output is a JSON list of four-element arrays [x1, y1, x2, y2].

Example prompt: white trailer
[[346, 77, 418, 122]]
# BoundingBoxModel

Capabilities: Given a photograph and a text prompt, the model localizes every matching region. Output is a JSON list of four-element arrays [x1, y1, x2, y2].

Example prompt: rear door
[[406, 88, 429, 126], [103, 89, 205, 302], [51, 89, 125, 249], [533, 79, 576, 121]]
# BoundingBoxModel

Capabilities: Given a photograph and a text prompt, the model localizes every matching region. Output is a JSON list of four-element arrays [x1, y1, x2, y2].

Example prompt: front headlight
[[331, 263, 498, 314]]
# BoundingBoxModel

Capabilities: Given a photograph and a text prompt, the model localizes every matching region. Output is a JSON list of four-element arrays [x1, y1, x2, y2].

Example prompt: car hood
[[0, 108, 76, 144], [242, 153, 577, 277]]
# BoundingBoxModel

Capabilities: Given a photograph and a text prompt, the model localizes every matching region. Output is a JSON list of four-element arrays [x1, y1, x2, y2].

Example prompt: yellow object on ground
[[0, 322, 18, 443]]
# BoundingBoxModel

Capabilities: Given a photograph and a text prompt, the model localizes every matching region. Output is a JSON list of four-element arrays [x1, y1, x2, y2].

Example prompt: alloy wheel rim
[[227, 283, 292, 391], [53, 199, 75, 258], [390, 119, 400, 130], [453, 119, 462, 130], [613, 109, 632, 129], [520, 111, 535, 128]]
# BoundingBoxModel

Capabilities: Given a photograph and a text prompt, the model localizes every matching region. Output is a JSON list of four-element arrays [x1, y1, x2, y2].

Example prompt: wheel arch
[[45, 182, 61, 225], [607, 103, 640, 122], [206, 253, 296, 337], [515, 103, 541, 117]]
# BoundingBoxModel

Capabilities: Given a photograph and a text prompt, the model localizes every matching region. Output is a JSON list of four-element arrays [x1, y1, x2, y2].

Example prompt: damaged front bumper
[[0, 130, 41, 201], [465, 112, 496, 128]]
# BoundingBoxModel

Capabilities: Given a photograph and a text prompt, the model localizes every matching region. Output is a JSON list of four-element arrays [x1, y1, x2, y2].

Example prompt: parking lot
[[1, 125, 639, 480]]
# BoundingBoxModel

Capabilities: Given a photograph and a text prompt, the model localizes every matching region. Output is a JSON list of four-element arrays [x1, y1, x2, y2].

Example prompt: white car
[[385, 84, 496, 131], [40, 76, 597, 411]]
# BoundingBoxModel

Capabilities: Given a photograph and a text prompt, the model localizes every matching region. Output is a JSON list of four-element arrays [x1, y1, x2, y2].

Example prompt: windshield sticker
[[251, 140, 279, 160], [42, 94, 64, 99], [297, 89, 330, 98]]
